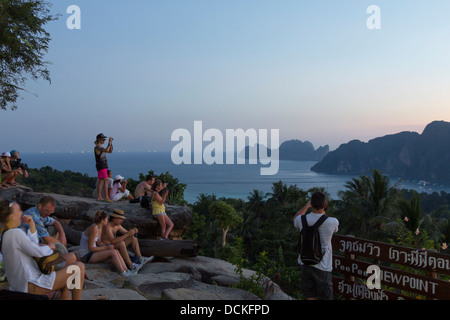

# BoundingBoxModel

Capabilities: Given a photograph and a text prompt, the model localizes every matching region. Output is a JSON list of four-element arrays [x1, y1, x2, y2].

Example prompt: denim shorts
[[300, 265, 333, 300], [79, 252, 94, 263]]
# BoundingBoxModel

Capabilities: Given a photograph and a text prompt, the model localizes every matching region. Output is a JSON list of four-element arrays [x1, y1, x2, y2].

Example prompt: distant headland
[[311, 120, 450, 183]]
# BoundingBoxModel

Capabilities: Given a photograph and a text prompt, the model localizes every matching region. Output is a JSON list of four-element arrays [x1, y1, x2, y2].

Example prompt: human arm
[[86, 226, 112, 252], [111, 225, 138, 244], [293, 200, 311, 222], [11, 228, 53, 258], [119, 180, 128, 193], [105, 137, 113, 153], [153, 189, 168, 205], [50, 219, 67, 246]]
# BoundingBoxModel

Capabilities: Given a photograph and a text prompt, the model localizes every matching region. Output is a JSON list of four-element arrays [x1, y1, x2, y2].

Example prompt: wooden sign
[[332, 276, 413, 300], [332, 234, 450, 275], [334, 255, 450, 300], [331, 234, 450, 300]]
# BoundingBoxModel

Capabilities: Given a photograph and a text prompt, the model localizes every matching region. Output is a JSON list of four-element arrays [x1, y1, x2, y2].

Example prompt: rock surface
[[2, 185, 191, 240], [78, 256, 291, 300], [0, 186, 293, 300]]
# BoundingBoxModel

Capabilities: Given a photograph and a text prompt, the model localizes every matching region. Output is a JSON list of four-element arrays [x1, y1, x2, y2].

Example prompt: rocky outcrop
[[311, 121, 450, 183], [2, 185, 191, 241], [79, 256, 291, 300], [0, 186, 292, 300]]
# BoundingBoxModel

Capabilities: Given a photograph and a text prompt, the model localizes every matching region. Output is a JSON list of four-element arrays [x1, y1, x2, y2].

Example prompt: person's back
[[293, 191, 339, 300], [294, 213, 338, 272]]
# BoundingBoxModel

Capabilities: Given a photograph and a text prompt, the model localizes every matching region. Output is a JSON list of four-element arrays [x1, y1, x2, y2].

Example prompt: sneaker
[[139, 256, 154, 266], [130, 263, 141, 273], [121, 269, 137, 278]]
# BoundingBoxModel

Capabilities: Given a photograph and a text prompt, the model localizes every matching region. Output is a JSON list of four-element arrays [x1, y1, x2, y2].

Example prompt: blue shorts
[[80, 252, 94, 263]]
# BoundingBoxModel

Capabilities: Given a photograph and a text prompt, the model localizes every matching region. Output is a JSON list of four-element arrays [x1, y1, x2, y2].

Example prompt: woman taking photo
[[0, 199, 85, 300], [151, 180, 174, 240]]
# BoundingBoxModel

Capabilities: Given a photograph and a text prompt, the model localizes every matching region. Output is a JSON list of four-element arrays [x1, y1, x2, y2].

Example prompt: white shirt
[[1, 228, 56, 292], [293, 213, 339, 272]]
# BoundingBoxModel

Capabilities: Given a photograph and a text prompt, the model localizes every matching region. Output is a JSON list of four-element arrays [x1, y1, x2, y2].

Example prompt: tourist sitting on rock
[[19, 196, 76, 267], [10, 150, 29, 180], [0, 199, 85, 300], [92, 170, 113, 200], [20, 196, 67, 247], [0, 152, 22, 188], [76, 210, 137, 277], [151, 180, 174, 240], [134, 174, 155, 199], [111, 175, 134, 201], [101, 209, 152, 272]]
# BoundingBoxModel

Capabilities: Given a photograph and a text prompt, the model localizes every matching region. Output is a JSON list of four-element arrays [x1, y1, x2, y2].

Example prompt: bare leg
[[28, 262, 85, 300], [97, 179, 104, 200], [163, 215, 174, 239]]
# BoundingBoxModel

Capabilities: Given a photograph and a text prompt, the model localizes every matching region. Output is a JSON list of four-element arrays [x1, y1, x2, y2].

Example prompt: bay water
[[20, 151, 450, 204]]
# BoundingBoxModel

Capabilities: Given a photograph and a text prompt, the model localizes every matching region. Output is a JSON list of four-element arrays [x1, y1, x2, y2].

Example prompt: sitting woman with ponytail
[[76, 210, 137, 277], [0, 199, 85, 300]]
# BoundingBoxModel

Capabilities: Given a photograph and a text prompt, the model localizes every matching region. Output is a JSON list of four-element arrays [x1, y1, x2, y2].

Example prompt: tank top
[[151, 192, 166, 215], [94, 146, 109, 171], [78, 226, 99, 257]]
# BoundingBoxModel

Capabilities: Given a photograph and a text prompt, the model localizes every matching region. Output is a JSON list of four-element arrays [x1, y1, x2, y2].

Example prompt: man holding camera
[[293, 191, 339, 300]]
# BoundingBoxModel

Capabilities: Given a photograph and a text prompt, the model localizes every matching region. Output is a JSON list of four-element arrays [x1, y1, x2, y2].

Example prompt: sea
[[20, 151, 450, 204]]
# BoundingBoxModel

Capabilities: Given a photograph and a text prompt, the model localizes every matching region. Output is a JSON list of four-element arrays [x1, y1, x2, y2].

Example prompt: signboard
[[332, 234, 450, 300], [332, 234, 450, 275], [332, 276, 413, 300]]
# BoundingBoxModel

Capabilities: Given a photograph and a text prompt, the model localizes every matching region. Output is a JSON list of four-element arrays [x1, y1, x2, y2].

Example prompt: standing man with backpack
[[293, 191, 339, 300]]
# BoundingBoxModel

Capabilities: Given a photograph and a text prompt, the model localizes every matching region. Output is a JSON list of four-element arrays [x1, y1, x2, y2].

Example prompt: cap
[[96, 133, 107, 140], [1, 152, 11, 157], [114, 175, 124, 181], [110, 209, 126, 220]]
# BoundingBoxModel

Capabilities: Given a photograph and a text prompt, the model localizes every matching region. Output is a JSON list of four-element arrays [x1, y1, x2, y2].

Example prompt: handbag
[[35, 251, 65, 274]]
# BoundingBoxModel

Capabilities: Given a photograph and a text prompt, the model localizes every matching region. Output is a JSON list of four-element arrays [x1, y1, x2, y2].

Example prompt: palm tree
[[397, 190, 422, 233], [337, 169, 399, 239], [247, 189, 267, 220]]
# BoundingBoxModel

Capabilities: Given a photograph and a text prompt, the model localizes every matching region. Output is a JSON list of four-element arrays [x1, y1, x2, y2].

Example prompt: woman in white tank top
[[76, 210, 137, 277]]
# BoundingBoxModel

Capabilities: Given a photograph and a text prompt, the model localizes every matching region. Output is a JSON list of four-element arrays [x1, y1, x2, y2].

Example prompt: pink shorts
[[97, 169, 108, 179]]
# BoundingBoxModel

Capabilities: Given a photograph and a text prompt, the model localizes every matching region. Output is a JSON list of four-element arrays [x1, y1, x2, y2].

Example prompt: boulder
[[0, 187, 293, 300], [0, 186, 192, 241], [77, 256, 292, 300]]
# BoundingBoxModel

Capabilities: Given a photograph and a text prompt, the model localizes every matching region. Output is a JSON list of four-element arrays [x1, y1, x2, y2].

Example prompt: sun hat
[[110, 209, 126, 220], [96, 133, 107, 140]]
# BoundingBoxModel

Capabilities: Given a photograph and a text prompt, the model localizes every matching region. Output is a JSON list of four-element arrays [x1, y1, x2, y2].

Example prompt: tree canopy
[[0, 0, 57, 110]]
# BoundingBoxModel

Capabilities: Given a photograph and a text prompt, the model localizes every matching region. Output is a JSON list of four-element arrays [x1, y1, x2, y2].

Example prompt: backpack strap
[[313, 214, 328, 228], [300, 214, 308, 228]]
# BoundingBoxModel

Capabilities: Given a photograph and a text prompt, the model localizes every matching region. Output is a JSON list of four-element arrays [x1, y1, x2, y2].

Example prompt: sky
[[2, 0, 450, 153]]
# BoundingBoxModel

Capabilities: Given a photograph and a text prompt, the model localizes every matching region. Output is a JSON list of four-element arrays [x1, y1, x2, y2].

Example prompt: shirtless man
[[101, 209, 152, 270], [134, 174, 155, 198]]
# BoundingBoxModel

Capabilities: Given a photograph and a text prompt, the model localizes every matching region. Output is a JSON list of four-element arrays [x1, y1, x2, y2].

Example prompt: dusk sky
[[2, 0, 450, 153]]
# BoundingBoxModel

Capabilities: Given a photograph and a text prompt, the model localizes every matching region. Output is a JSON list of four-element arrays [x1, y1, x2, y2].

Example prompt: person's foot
[[138, 256, 154, 267], [121, 269, 137, 278]]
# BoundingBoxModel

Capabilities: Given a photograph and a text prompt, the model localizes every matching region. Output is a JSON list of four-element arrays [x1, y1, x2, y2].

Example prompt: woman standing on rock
[[77, 210, 136, 277], [0, 199, 85, 300], [94, 133, 113, 202]]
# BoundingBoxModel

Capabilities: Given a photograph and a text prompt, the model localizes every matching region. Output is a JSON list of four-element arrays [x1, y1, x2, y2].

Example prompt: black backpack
[[298, 214, 328, 265], [140, 195, 152, 209]]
